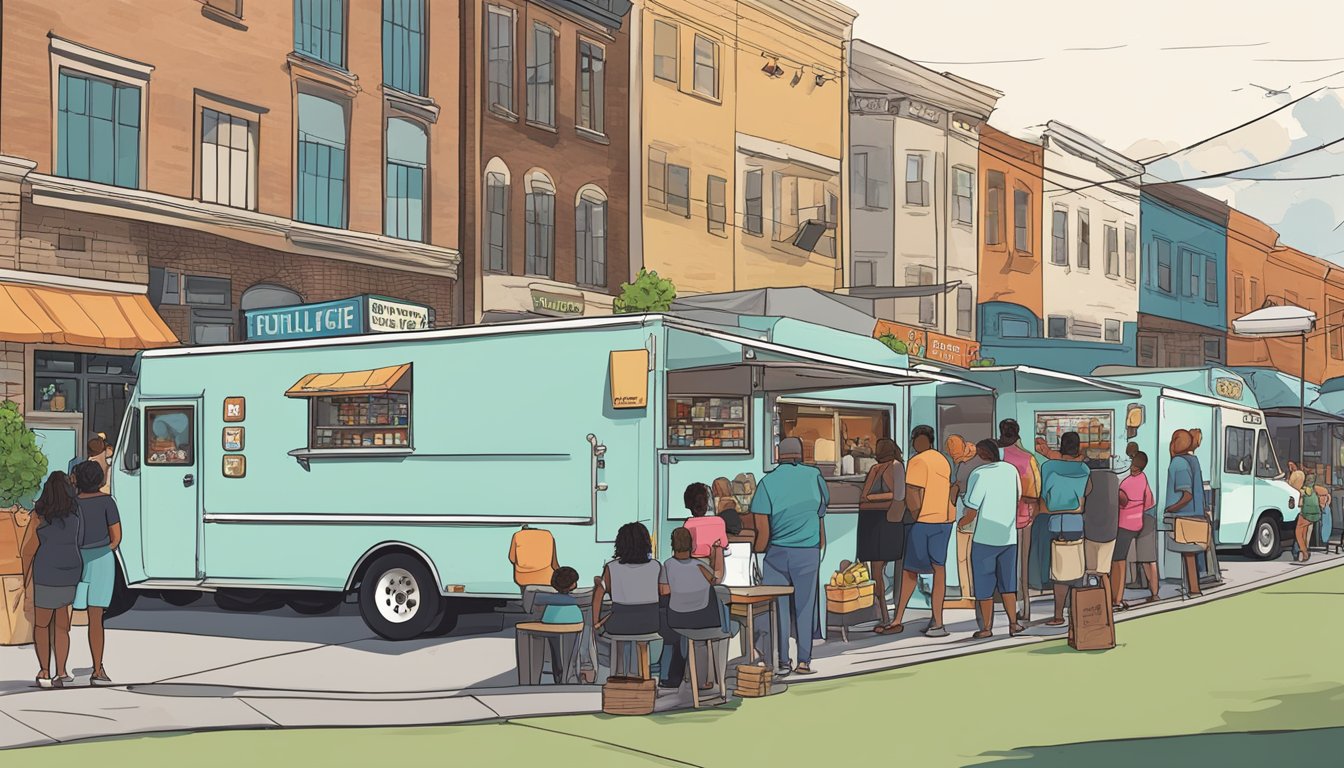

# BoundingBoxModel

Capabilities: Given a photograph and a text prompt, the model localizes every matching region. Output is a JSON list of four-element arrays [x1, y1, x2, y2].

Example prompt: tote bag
[[1050, 538, 1085, 582], [1174, 516, 1211, 548]]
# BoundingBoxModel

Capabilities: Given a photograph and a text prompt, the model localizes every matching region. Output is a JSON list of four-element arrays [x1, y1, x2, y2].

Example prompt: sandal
[[972, 630, 993, 639], [1009, 624, 1025, 636], [1045, 618, 1066, 627], [793, 664, 816, 676]]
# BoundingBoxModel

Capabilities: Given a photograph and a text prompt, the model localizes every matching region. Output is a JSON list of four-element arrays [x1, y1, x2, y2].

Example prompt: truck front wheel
[[1243, 515, 1281, 560], [358, 553, 442, 640]]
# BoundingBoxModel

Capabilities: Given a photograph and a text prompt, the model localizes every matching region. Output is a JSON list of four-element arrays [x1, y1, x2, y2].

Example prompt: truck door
[[139, 400, 202, 579], [1219, 418, 1257, 547]]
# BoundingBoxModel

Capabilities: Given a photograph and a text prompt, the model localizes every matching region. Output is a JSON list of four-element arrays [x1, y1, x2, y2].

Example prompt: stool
[[516, 622, 585, 685], [676, 625, 731, 709], [602, 632, 662, 679]]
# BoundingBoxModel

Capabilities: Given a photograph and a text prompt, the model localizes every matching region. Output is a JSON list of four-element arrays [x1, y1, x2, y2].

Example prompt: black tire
[[286, 591, 345, 616], [160, 590, 202, 607], [423, 602, 461, 637], [357, 553, 442, 640], [1243, 515, 1282, 560], [104, 565, 138, 620], [214, 589, 285, 612]]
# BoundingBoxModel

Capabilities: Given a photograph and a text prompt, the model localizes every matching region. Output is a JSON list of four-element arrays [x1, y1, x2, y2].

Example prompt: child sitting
[[534, 566, 583, 683]]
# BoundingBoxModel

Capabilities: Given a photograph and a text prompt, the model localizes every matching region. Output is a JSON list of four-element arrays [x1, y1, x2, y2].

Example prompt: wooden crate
[[602, 676, 656, 716]]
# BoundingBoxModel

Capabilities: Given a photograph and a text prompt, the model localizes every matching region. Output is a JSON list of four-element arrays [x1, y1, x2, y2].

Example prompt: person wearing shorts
[[958, 440, 1023, 639], [1039, 432, 1092, 627], [890, 425, 954, 638], [73, 460, 122, 685], [1112, 450, 1158, 608]]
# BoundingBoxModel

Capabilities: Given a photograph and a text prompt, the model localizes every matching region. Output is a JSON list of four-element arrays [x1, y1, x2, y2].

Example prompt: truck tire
[[423, 602, 461, 637], [286, 592, 345, 615], [1243, 515, 1281, 560], [214, 589, 284, 612], [160, 590, 202, 607], [104, 566, 138, 620], [358, 553, 442, 640]]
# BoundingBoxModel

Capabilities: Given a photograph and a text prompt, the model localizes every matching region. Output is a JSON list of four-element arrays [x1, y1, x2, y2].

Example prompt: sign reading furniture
[[245, 296, 433, 341]]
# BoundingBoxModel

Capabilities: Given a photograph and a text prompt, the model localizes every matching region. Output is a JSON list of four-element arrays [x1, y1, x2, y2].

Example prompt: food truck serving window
[[286, 364, 413, 450], [778, 401, 890, 478], [145, 407, 194, 466], [667, 396, 748, 450], [1035, 410, 1113, 469]]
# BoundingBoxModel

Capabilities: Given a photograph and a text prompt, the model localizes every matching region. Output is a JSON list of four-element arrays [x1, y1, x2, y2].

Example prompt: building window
[[1013, 188, 1030, 252], [578, 41, 606, 134], [1051, 207, 1068, 266], [486, 6, 515, 114], [693, 34, 719, 99], [1124, 223, 1137, 283], [648, 148, 667, 208], [1156, 238, 1173, 294], [956, 287, 973, 334], [1204, 337, 1221, 362], [952, 167, 974, 225], [1330, 298, 1344, 360], [526, 23, 557, 127], [385, 118, 427, 241], [906, 266, 936, 326], [183, 275, 234, 344], [707, 175, 727, 235], [524, 170, 555, 277], [905, 154, 928, 207], [575, 186, 608, 288], [484, 161, 510, 273], [1105, 224, 1120, 277], [1204, 257, 1218, 304], [1001, 318, 1031, 338], [653, 20, 678, 83], [852, 149, 887, 210], [296, 92, 347, 228], [1178, 248, 1199, 297], [1105, 318, 1122, 342], [667, 164, 691, 217], [382, 0, 425, 95], [1138, 334, 1157, 365], [1234, 273, 1245, 314], [853, 259, 876, 287], [1047, 315, 1068, 339], [985, 171, 1004, 245], [294, 0, 345, 68], [744, 169, 763, 236], [1250, 277, 1262, 308], [56, 71, 141, 189], [1077, 209, 1090, 269], [200, 108, 256, 209], [205, 0, 243, 18]]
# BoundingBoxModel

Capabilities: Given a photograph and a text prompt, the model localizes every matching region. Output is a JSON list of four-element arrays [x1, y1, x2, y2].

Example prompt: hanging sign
[[610, 350, 650, 409], [873, 320, 983, 368], [245, 295, 433, 341]]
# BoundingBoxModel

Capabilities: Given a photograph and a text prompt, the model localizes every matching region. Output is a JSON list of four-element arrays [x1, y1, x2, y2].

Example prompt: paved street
[[0, 550, 1337, 751]]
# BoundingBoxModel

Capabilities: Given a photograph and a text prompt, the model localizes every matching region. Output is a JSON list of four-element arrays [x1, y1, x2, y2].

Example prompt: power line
[[1139, 87, 1327, 164]]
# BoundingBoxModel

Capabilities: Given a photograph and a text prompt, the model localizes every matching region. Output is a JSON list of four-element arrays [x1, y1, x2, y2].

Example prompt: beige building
[[630, 0, 856, 296], [0, 1, 460, 450]]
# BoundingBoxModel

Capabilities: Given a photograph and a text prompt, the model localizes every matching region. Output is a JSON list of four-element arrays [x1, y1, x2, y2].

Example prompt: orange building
[[976, 125, 1044, 342]]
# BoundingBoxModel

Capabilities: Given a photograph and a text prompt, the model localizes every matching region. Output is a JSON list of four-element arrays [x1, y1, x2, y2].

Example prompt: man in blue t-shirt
[[752, 437, 828, 676], [1039, 432, 1092, 626], [959, 439, 1023, 639], [1165, 429, 1207, 597]]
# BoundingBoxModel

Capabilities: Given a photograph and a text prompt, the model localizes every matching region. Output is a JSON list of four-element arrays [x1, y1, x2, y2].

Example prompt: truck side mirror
[[125, 452, 141, 472]]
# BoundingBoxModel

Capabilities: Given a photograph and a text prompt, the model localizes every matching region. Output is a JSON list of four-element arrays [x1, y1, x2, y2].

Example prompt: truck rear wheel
[[1243, 515, 1281, 560], [358, 553, 442, 640]]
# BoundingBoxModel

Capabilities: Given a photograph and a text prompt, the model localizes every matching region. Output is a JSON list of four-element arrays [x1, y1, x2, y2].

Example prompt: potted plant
[[41, 384, 66, 412], [0, 400, 47, 645]]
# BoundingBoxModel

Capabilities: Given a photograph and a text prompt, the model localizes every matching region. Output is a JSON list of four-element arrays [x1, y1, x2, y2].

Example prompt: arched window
[[385, 117, 428, 241], [240, 284, 303, 340], [524, 168, 555, 278], [484, 157, 511, 273], [575, 184, 607, 288]]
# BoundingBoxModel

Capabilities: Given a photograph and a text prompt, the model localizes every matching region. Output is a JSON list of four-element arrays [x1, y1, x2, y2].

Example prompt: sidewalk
[[1, 553, 1339, 750]]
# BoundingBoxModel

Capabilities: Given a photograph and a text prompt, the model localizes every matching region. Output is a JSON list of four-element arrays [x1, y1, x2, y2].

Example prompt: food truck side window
[[145, 408, 194, 466], [666, 396, 748, 450], [776, 401, 890, 477], [1034, 411, 1114, 469], [310, 392, 412, 449], [1224, 427, 1253, 475]]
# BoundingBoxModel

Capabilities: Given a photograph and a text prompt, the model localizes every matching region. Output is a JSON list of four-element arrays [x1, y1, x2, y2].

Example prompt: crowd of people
[[19, 435, 123, 689]]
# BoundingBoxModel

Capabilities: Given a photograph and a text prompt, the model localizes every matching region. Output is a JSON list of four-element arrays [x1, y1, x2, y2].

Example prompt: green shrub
[[613, 269, 677, 314], [0, 400, 48, 510], [877, 333, 908, 355]]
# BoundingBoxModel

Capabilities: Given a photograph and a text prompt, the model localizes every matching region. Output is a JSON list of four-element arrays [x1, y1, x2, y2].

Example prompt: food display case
[[312, 393, 411, 449], [667, 396, 748, 449], [1035, 410, 1114, 468]]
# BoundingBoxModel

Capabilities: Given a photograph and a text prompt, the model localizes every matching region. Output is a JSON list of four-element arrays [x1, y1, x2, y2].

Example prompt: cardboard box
[[1068, 585, 1115, 651]]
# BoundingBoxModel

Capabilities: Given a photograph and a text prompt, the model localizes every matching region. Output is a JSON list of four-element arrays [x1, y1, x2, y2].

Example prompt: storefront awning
[[0, 281, 177, 348], [285, 363, 411, 398]]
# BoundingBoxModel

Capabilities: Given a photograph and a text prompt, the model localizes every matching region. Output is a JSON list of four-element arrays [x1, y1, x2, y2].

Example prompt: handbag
[[1174, 516, 1211, 548], [1050, 538, 1085, 582]]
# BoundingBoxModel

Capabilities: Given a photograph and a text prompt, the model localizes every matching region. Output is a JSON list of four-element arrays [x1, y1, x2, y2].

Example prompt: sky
[[845, 0, 1344, 260]]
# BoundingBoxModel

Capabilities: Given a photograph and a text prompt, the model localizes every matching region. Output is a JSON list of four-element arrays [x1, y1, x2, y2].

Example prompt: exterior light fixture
[[790, 69, 802, 87], [761, 54, 784, 78], [815, 74, 830, 87]]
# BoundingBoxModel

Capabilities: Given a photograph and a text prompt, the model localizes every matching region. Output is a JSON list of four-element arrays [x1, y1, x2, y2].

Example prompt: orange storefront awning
[[285, 363, 411, 398], [0, 282, 178, 349]]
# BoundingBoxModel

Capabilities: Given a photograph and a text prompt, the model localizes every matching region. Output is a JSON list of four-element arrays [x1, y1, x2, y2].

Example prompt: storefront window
[[667, 396, 748, 450], [146, 407, 193, 466], [33, 351, 136, 442], [311, 393, 411, 449], [778, 402, 890, 477], [1034, 411, 1113, 469]]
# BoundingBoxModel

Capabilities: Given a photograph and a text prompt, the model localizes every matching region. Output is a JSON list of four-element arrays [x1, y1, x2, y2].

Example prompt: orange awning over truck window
[[0, 281, 178, 348], [285, 363, 411, 398]]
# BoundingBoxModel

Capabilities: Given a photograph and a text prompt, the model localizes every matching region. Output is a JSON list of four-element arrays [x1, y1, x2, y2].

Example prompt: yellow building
[[631, 0, 856, 296]]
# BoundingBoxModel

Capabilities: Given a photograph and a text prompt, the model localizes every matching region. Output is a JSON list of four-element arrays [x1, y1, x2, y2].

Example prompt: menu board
[[313, 393, 411, 449], [1035, 411, 1113, 468], [667, 396, 748, 449]]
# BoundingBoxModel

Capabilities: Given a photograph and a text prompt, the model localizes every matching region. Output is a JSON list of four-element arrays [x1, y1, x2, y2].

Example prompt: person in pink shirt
[[683, 483, 728, 559], [997, 420, 1041, 621], [1111, 450, 1159, 609]]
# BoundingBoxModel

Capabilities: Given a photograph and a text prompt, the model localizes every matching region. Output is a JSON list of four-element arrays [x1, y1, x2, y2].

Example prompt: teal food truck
[[109, 313, 971, 639]]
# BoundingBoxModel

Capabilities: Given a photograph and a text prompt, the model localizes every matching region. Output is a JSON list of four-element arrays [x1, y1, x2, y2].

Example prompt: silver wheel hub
[[376, 568, 420, 624]]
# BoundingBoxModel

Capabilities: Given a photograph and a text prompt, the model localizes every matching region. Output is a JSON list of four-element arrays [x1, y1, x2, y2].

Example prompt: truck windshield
[[1256, 430, 1281, 479]]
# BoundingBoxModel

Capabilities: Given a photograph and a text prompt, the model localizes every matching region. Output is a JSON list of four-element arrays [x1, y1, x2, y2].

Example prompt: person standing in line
[[1083, 459, 1121, 604], [72, 461, 121, 684], [1293, 473, 1330, 563], [19, 472, 82, 688], [1039, 432, 1092, 626], [948, 435, 986, 606], [751, 437, 828, 676], [998, 420, 1041, 621], [1165, 430, 1207, 597], [889, 425, 955, 638], [958, 440, 1023, 638], [709, 477, 744, 535], [1112, 451, 1159, 609], [857, 438, 905, 634]]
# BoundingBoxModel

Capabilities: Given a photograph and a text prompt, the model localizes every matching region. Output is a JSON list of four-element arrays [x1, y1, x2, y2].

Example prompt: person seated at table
[[531, 566, 584, 683], [592, 522, 661, 638], [657, 527, 725, 690], [684, 483, 729, 561], [710, 477, 744, 535]]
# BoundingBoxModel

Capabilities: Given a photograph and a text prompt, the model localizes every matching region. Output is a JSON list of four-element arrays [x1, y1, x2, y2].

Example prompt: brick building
[[0, 1, 461, 448]]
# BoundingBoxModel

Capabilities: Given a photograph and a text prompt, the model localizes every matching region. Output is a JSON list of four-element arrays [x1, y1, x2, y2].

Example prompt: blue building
[[1137, 183, 1229, 367]]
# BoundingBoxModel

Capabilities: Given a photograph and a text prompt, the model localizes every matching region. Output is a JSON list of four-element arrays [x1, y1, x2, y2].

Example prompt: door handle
[[183, 474, 195, 488]]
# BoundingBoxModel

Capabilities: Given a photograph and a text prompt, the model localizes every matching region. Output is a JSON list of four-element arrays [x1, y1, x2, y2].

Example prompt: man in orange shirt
[[509, 526, 559, 589], [889, 425, 954, 638]]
